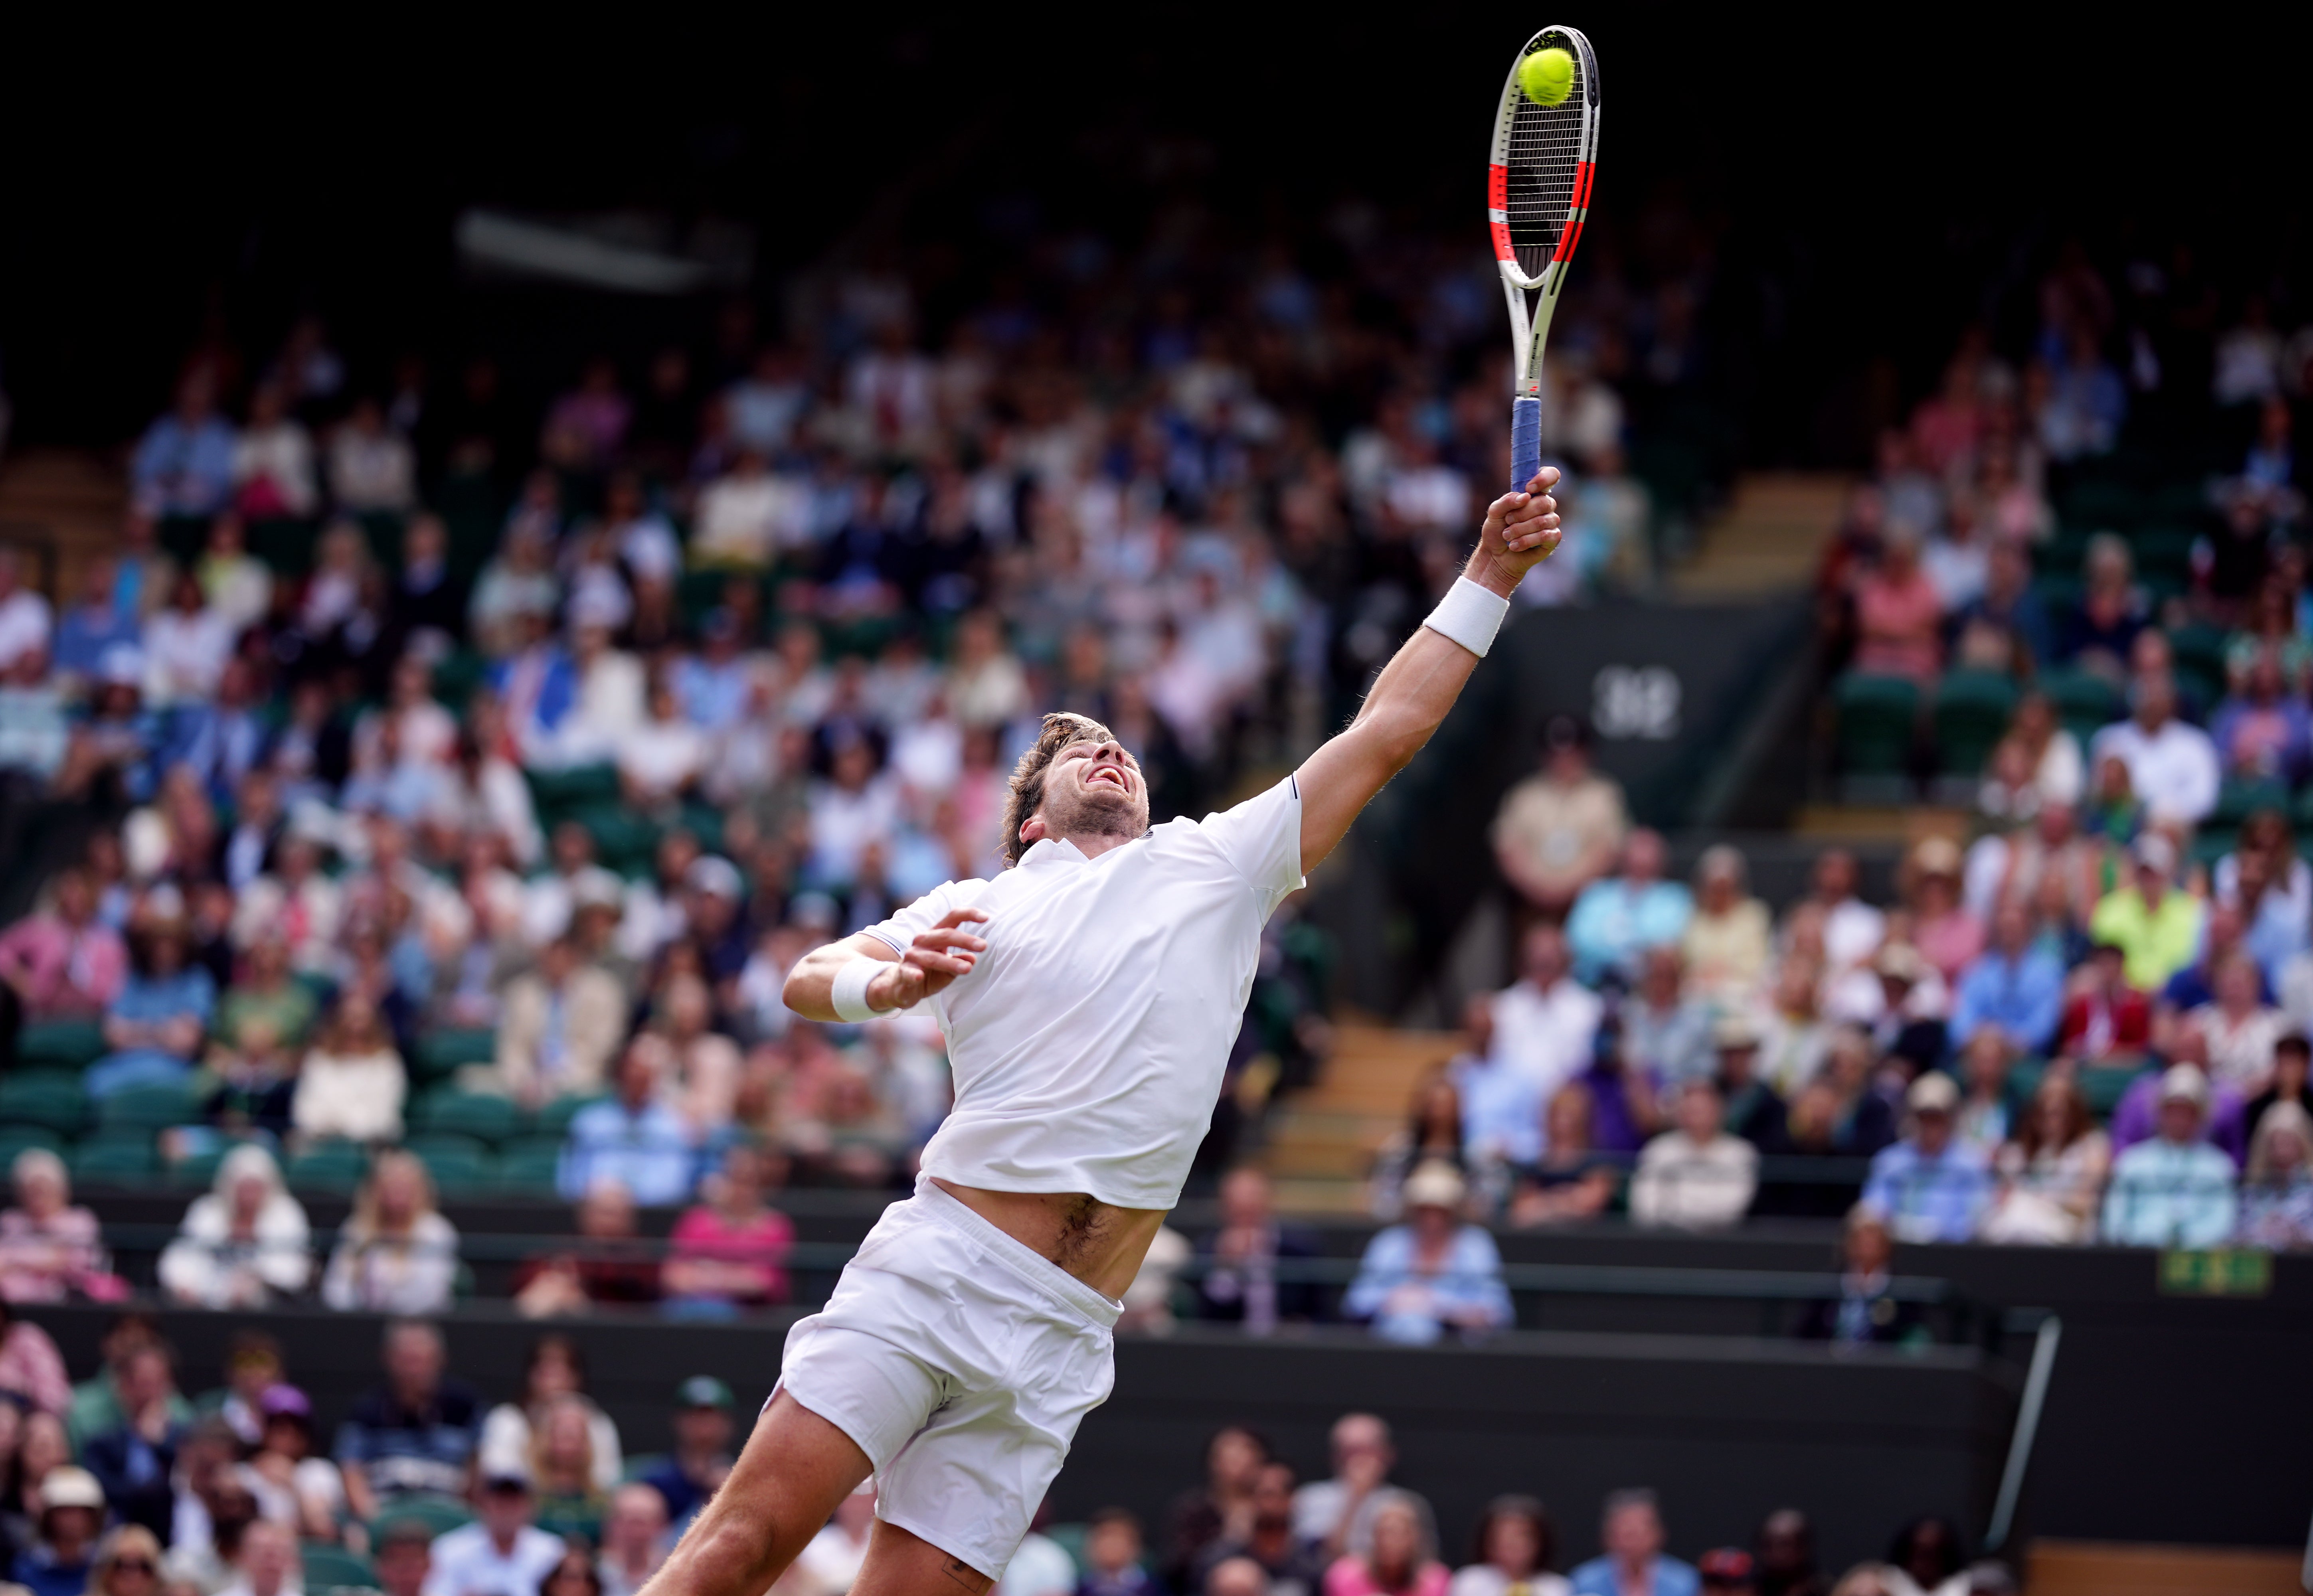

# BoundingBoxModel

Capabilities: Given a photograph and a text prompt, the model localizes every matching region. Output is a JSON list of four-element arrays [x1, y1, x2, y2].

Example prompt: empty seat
[[1833, 674, 1919, 776], [286, 1140, 370, 1195], [1931, 670, 2019, 778], [0, 1073, 88, 1136], [15, 1019, 107, 1073], [411, 1090, 520, 1146], [96, 1081, 199, 1130]]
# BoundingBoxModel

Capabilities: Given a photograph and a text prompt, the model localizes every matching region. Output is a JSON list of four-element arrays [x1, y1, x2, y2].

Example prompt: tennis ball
[[1519, 46, 1575, 107]]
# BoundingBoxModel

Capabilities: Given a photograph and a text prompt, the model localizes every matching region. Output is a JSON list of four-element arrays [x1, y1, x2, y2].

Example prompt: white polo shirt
[[864, 777, 1304, 1210], [422, 1523, 566, 1596]]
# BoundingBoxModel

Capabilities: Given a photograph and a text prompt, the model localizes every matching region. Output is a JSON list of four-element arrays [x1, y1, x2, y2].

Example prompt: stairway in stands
[[1667, 471, 1848, 599], [0, 448, 125, 596], [1260, 1022, 1460, 1214]]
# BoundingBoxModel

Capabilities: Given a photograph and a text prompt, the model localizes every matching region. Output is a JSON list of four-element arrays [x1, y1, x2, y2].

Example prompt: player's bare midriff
[[930, 1178, 1168, 1304]]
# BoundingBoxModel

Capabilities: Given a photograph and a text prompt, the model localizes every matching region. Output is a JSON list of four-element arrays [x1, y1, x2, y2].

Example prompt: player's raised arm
[[783, 909, 990, 1023], [1295, 472, 1562, 872]]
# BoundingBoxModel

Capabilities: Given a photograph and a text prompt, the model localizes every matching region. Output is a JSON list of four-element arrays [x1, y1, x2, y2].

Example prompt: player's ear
[[1019, 813, 1048, 847]]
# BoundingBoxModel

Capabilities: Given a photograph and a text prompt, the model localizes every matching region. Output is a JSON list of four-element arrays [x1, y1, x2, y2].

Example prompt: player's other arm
[[781, 910, 989, 1021], [1295, 471, 1561, 872]]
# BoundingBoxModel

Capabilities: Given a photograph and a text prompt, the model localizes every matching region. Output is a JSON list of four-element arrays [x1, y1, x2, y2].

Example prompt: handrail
[[1983, 1311, 2062, 1553]]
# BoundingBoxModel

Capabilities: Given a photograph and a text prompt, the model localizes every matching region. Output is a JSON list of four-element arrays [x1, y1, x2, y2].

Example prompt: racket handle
[[1510, 396, 1542, 494]]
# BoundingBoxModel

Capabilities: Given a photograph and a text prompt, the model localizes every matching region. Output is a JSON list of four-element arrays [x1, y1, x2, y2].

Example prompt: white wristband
[[1422, 577, 1511, 658], [829, 958, 890, 1023]]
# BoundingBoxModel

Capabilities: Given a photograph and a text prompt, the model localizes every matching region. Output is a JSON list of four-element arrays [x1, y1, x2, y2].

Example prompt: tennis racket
[[1488, 24, 1601, 494]]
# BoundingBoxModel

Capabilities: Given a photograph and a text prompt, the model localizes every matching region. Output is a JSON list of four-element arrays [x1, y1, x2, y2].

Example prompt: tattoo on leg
[[940, 1556, 989, 1593]]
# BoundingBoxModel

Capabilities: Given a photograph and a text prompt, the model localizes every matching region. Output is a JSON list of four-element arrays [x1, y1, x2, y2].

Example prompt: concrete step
[[2024, 1540, 2303, 1596]]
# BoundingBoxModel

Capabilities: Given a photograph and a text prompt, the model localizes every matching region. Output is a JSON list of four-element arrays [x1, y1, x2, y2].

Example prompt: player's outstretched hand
[[1472, 468, 1563, 593], [872, 907, 990, 1011]]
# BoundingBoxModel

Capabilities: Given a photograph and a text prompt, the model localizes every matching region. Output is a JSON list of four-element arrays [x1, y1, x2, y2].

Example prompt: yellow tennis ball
[[1519, 46, 1575, 107]]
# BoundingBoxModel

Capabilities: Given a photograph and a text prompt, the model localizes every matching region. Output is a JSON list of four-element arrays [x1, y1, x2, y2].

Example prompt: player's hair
[[1002, 711, 1121, 866]]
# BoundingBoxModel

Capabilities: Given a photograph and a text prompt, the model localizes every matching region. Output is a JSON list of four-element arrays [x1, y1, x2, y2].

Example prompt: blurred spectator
[[1292, 1415, 1428, 1564], [1491, 717, 1628, 922], [421, 1468, 563, 1596], [1079, 1507, 1156, 1596], [0, 1299, 69, 1415], [1620, 948, 1713, 1089], [0, 1150, 127, 1303], [1569, 1490, 1697, 1596], [2186, 952, 2284, 1095], [2238, 1100, 2313, 1248], [1489, 926, 1603, 1142], [6, 1410, 71, 1540], [1796, 1209, 1920, 1347], [1948, 899, 2062, 1057], [1198, 1464, 1324, 1596], [2088, 677, 2217, 827], [1505, 1085, 1618, 1227], [1564, 830, 1692, 988], [14, 1466, 106, 1596], [1449, 1496, 1568, 1596], [1951, 1031, 2013, 1152], [1694, 1551, 1754, 1596], [529, 1395, 608, 1541], [1750, 1511, 1823, 1596], [1952, 545, 2054, 677], [1681, 848, 1771, 1008], [328, 399, 417, 512], [1208, 1557, 1275, 1596], [1322, 1493, 1447, 1596], [214, 1517, 299, 1596], [87, 896, 215, 1098], [1982, 1075, 2109, 1245], [87, 1524, 167, 1596], [558, 1040, 698, 1206], [232, 384, 318, 519], [1156, 1425, 1267, 1582], [132, 373, 237, 519], [1901, 839, 1982, 987], [2087, 835, 2204, 992], [1880, 1519, 1967, 1596], [0, 554, 51, 678], [291, 992, 408, 1144], [635, 1377, 734, 1527], [2102, 1065, 2238, 1247], [370, 1521, 433, 1596], [157, 1146, 311, 1309], [596, 1483, 671, 1596], [1631, 1079, 1758, 1230], [1850, 525, 1942, 682], [1343, 1163, 1511, 1345], [2054, 943, 2152, 1064], [1709, 1017, 1790, 1155], [664, 1144, 794, 1316], [513, 1181, 662, 1316], [796, 1481, 876, 1595], [1194, 1167, 1323, 1332], [2210, 650, 2312, 781], [478, 1335, 623, 1497], [2244, 1033, 2313, 1146], [334, 1319, 480, 1521], [247, 1385, 345, 1543], [1860, 1075, 1991, 1243], [321, 1153, 461, 1316], [81, 1340, 184, 1536], [0, 867, 127, 1023], [486, 936, 627, 1108]]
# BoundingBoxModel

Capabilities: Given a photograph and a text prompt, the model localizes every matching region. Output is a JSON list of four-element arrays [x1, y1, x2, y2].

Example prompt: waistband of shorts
[[910, 1173, 1124, 1328]]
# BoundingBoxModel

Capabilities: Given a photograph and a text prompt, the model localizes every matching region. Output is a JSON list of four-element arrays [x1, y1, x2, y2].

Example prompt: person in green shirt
[[2089, 833, 2205, 992], [212, 934, 320, 1057]]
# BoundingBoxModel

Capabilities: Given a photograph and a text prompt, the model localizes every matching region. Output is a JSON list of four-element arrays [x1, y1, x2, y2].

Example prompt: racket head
[[1488, 26, 1601, 290]]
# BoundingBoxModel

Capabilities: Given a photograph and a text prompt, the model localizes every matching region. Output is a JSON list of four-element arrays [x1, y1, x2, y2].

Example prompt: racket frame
[[1488, 25, 1601, 421]]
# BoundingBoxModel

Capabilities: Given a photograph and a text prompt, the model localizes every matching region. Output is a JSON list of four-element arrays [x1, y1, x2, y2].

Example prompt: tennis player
[[644, 472, 1562, 1596]]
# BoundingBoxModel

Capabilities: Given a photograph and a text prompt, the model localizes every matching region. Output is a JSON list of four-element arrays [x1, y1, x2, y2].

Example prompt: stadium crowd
[[0, 1311, 2016, 1596]]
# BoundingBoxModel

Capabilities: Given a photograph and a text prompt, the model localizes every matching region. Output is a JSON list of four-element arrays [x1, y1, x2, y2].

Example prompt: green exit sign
[[2157, 1248, 2273, 1297]]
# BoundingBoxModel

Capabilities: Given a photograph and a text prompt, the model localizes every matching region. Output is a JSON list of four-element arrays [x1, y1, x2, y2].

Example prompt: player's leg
[[642, 1392, 872, 1596], [849, 1519, 996, 1596]]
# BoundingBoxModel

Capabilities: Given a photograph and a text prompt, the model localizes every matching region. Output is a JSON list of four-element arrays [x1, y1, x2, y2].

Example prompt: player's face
[[1042, 739, 1149, 834]]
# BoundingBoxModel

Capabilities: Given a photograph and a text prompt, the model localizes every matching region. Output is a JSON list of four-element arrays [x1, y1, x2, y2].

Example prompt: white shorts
[[775, 1175, 1122, 1578]]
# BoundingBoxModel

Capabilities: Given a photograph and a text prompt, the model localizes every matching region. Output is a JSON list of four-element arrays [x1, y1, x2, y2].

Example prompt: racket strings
[[1504, 35, 1586, 281]]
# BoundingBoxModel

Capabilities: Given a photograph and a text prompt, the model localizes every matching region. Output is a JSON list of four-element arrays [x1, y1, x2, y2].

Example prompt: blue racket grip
[[1510, 396, 1542, 495]]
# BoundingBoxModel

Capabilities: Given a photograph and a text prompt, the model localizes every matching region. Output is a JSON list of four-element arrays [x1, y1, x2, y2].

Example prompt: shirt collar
[[1020, 838, 1089, 872]]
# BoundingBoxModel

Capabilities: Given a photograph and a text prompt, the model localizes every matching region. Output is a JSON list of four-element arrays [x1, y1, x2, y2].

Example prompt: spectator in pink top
[[0, 868, 128, 1022], [1850, 524, 1944, 682], [1324, 1493, 1449, 1596], [661, 1144, 794, 1317], [0, 1150, 128, 1304], [0, 1299, 71, 1415]]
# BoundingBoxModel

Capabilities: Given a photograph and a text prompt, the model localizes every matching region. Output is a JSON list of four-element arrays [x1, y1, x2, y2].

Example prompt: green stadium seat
[[2167, 620, 2229, 684], [287, 1140, 370, 1195], [249, 517, 321, 575], [1832, 673, 1919, 776], [2080, 1061, 2151, 1120], [413, 1029, 496, 1083], [407, 1134, 493, 1195], [2038, 669, 2123, 747], [96, 1081, 199, 1130], [15, 1019, 107, 1072], [619, 1452, 668, 1483], [0, 1073, 88, 1136], [1043, 1524, 1089, 1576], [1931, 669, 2019, 778], [432, 650, 490, 713], [575, 806, 660, 874], [369, 1495, 473, 1541], [524, 764, 620, 814], [0, 1127, 63, 1167], [299, 1544, 376, 1592], [2211, 779, 2289, 831], [495, 1136, 565, 1196], [2060, 480, 2139, 530], [411, 1090, 520, 1146], [532, 1094, 604, 1139], [168, 1148, 228, 1188], [71, 1132, 157, 1184], [2131, 526, 2198, 591]]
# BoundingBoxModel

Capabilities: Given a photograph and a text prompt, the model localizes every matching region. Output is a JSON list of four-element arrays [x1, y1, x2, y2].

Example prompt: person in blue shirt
[[1341, 1162, 1511, 1345], [1949, 899, 2065, 1056], [130, 375, 237, 519], [2103, 1064, 2240, 1248], [51, 559, 142, 684], [1569, 1489, 1699, 1596], [85, 902, 216, 1100], [1565, 830, 1693, 990], [11, 1466, 106, 1596], [559, 1039, 701, 1206], [1860, 1073, 1991, 1243]]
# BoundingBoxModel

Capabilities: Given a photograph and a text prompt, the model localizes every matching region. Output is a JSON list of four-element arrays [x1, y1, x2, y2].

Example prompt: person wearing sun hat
[[2102, 1064, 2240, 1248], [1858, 1073, 1992, 1243], [1341, 1163, 1513, 1346]]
